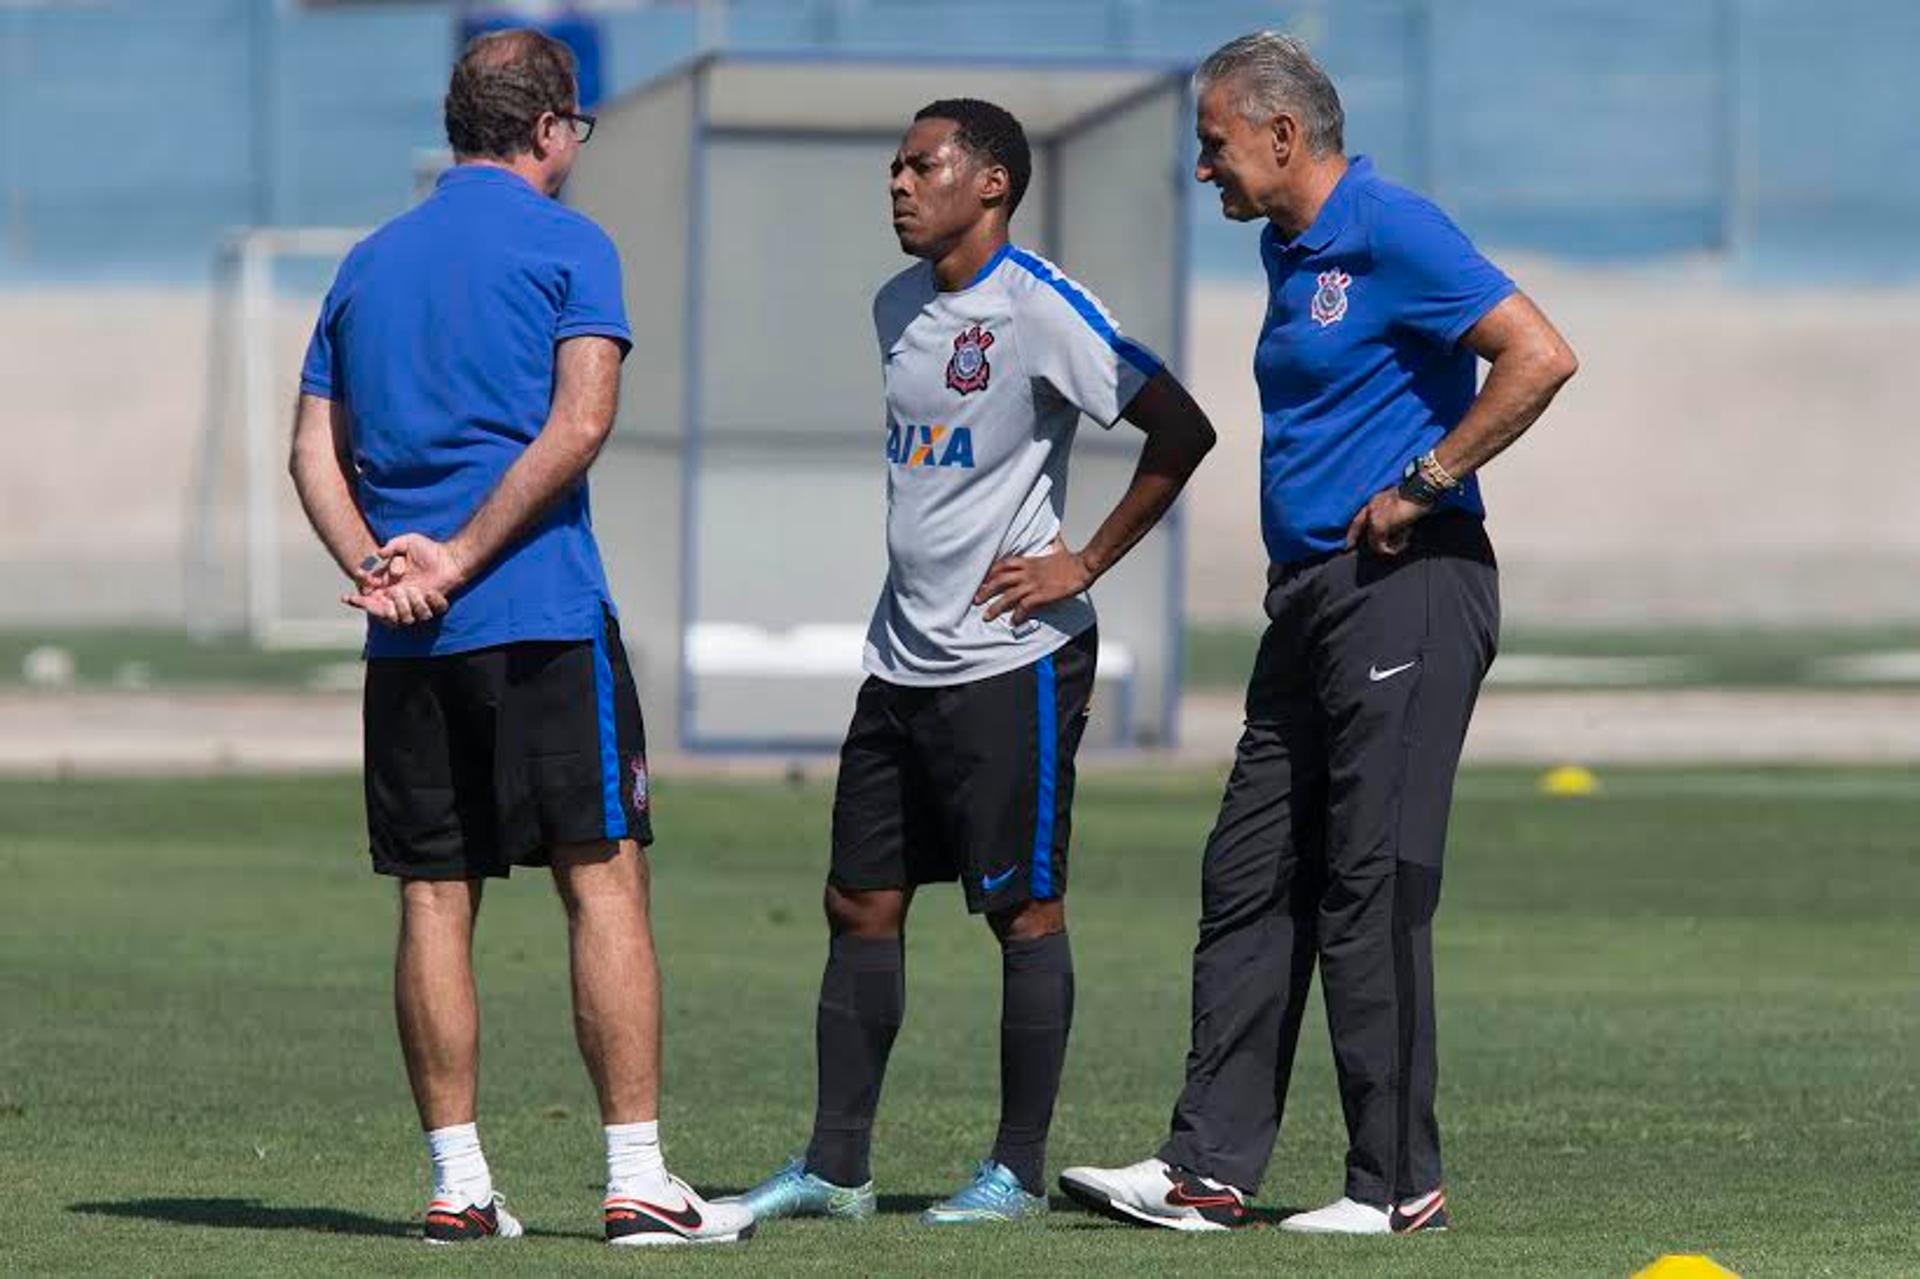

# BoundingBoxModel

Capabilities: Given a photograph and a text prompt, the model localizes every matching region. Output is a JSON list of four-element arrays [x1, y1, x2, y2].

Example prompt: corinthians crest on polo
[[945, 324, 995, 394], [1311, 268, 1351, 327]]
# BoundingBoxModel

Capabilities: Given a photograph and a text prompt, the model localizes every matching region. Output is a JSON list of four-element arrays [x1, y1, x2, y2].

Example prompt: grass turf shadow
[[69, 1198, 415, 1238], [67, 1197, 598, 1242]]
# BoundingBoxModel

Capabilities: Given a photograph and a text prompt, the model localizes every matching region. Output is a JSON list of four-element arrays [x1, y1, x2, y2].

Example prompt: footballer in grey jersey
[[731, 97, 1216, 1227], [866, 243, 1159, 685]]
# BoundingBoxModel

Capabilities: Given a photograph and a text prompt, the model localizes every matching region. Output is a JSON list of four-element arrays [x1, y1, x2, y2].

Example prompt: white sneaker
[[604, 1172, 755, 1246], [1281, 1188, 1449, 1235], [422, 1189, 523, 1244], [1058, 1157, 1251, 1231], [1280, 1196, 1389, 1234]]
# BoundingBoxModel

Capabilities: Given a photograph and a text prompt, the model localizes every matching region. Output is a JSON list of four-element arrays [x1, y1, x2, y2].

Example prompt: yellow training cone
[[1539, 764, 1600, 796], [1632, 1255, 1740, 1279]]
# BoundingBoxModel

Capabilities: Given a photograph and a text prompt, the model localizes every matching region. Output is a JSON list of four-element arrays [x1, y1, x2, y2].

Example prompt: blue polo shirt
[[301, 164, 631, 658], [1254, 155, 1514, 565]]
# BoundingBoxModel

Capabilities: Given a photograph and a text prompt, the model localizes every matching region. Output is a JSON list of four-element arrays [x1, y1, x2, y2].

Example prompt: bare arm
[[1434, 291, 1578, 479], [288, 391, 393, 591], [1345, 291, 1577, 555], [347, 336, 624, 619], [976, 369, 1217, 624]]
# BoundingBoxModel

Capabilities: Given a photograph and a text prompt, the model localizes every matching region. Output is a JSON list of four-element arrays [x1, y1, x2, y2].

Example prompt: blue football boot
[[921, 1160, 1049, 1225], [722, 1156, 875, 1222]]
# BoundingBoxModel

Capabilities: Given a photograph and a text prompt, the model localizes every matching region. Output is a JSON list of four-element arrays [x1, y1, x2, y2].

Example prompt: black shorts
[[830, 627, 1096, 914], [363, 606, 651, 880]]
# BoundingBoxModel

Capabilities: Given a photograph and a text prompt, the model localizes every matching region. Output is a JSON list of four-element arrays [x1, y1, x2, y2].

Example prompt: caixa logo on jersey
[[886, 421, 976, 469]]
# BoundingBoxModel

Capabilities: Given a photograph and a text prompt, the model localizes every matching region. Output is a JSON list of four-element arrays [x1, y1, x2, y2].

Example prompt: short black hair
[[914, 98, 1032, 216], [445, 28, 577, 161]]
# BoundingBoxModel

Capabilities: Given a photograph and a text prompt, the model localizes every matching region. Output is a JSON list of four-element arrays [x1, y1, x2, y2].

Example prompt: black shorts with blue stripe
[[829, 627, 1095, 914], [362, 604, 651, 880]]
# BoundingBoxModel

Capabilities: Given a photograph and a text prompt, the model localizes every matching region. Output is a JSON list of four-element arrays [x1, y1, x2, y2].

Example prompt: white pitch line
[[1485, 655, 1700, 686], [1807, 651, 1920, 684]]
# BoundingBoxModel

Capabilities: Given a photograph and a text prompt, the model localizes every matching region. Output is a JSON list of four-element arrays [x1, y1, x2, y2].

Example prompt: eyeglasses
[[559, 111, 596, 144]]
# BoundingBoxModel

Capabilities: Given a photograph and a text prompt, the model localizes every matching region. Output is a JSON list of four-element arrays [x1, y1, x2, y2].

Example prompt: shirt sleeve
[[1016, 266, 1163, 429], [1373, 201, 1515, 349], [557, 221, 632, 354], [872, 288, 894, 362], [299, 285, 340, 400]]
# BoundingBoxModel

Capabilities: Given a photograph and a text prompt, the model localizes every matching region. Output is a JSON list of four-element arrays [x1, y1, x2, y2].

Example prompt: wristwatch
[[1397, 454, 1449, 507]]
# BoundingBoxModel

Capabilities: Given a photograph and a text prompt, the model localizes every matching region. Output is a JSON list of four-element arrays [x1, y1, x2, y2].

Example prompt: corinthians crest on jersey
[[945, 324, 994, 394], [1311, 268, 1351, 327]]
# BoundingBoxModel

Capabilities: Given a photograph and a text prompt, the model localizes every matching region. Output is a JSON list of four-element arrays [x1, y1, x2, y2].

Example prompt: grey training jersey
[[863, 244, 1161, 686]]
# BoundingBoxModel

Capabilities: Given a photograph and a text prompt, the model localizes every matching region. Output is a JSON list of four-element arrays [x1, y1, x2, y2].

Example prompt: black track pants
[[1159, 513, 1499, 1205]]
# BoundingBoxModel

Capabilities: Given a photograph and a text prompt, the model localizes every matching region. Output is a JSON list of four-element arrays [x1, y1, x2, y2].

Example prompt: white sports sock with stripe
[[425, 1122, 494, 1204]]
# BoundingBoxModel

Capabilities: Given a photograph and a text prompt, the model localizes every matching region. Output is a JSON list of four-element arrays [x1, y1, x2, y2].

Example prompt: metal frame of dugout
[[567, 50, 1194, 752]]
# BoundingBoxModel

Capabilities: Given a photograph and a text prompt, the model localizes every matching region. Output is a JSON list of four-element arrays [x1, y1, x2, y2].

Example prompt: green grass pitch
[[2, 768, 1915, 1276]]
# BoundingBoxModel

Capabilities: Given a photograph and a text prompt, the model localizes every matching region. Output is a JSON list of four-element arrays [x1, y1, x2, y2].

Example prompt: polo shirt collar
[[1271, 154, 1372, 255], [435, 163, 541, 196]]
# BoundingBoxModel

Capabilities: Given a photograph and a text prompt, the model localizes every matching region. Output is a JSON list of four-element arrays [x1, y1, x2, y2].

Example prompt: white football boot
[[1281, 1187, 1449, 1234], [422, 1190, 524, 1244], [604, 1173, 756, 1246], [1058, 1157, 1251, 1231]]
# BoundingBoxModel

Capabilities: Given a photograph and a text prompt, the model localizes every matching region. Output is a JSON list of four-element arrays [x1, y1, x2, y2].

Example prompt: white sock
[[425, 1122, 493, 1203], [606, 1120, 666, 1194]]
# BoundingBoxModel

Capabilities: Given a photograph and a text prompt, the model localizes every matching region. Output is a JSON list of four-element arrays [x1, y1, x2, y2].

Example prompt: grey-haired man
[[1060, 31, 1576, 1235]]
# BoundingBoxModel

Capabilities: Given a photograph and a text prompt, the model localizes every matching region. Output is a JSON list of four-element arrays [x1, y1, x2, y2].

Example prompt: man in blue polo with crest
[[1061, 32, 1579, 1235], [727, 97, 1217, 1226]]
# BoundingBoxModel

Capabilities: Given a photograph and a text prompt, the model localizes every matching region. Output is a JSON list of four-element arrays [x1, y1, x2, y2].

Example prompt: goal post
[[188, 226, 369, 650]]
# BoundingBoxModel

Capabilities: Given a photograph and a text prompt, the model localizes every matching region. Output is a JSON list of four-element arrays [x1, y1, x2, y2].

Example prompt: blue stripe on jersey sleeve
[[1005, 247, 1162, 377]]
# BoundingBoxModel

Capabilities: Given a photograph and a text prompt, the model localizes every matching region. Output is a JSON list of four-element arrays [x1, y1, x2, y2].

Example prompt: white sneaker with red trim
[[1281, 1188, 1449, 1235], [1058, 1157, 1252, 1231], [603, 1173, 755, 1246], [421, 1190, 523, 1244]]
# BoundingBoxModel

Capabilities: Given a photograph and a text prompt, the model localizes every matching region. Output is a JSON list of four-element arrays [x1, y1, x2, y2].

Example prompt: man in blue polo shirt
[[289, 28, 750, 1249], [1061, 32, 1577, 1235]]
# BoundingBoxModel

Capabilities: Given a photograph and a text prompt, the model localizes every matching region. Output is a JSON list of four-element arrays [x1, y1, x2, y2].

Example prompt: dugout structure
[[568, 52, 1193, 751]]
